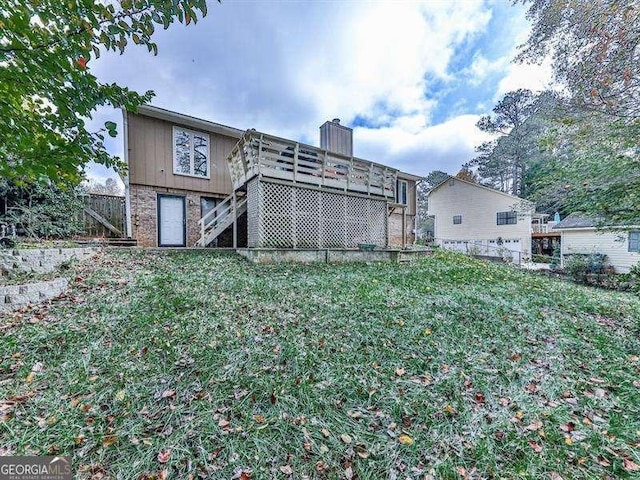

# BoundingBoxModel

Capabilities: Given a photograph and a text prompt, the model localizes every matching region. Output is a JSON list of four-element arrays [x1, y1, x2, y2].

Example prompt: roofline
[[553, 224, 640, 231], [397, 172, 423, 181], [427, 175, 534, 205], [133, 104, 244, 139]]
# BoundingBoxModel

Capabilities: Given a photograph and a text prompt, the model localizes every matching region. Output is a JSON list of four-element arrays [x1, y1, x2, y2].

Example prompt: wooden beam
[[83, 206, 122, 236]]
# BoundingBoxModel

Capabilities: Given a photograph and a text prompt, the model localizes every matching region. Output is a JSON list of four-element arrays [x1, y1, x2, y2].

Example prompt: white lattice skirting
[[246, 179, 387, 248]]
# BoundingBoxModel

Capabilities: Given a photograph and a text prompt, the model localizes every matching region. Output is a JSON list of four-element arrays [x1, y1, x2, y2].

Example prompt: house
[[122, 105, 420, 249], [553, 214, 640, 273], [426, 177, 536, 262]]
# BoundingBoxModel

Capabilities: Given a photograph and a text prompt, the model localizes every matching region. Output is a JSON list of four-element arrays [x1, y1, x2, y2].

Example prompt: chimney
[[320, 118, 353, 156]]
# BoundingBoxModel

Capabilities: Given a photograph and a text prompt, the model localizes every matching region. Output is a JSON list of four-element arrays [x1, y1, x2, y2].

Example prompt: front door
[[158, 195, 186, 247]]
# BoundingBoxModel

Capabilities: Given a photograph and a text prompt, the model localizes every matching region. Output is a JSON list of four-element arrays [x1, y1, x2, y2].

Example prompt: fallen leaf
[[344, 466, 353, 479], [398, 434, 413, 445], [321, 428, 330, 437], [279, 465, 293, 475], [550, 472, 564, 480], [528, 440, 542, 453], [161, 390, 176, 399], [102, 435, 118, 447], [443, 404, 455, 415], [340, 434, 352, 444], [623, 458, 640, 472], [525, 420, 542, 431], [395, 367, 405, 376], [157, 449, 172, 464], [253, 414, 265, 424], [560, 422, 575, 433], [315, 461, 328, 472]]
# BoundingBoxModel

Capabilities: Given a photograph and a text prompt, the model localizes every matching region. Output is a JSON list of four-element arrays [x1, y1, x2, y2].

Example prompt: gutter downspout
[[121, 108, 133, 239]]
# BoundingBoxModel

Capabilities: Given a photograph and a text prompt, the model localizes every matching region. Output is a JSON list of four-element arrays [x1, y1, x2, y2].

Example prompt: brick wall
[[130, 184, 228, 247], [388, 212, 416, 248]]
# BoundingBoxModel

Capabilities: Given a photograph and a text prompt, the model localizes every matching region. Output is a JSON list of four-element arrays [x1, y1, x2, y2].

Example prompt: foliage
[[83, 178, 124, 196], [525, 110, 640, 224], [0, 0, 211, 184], [2, 249, 640, 477], [455, 166, 478, 183], [0, 179, 85, 238], [516, 0, 640, 120], [468, 89, 547, 196], [416, 170, 449, 239], [565, 253, 608, 283]]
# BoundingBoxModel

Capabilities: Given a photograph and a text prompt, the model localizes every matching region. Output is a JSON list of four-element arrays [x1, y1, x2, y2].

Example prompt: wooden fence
[[82, 194, 125, 238]]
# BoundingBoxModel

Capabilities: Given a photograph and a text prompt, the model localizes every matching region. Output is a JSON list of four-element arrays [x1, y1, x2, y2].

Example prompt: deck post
[[232, 191, 237, 249], [402, 206, 407, 249]]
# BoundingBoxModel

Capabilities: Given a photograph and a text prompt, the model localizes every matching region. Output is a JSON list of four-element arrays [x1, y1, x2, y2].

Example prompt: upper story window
[[173, 126, 210, 178], [497, 211, 517, 225], [453, 215, 462, 225], [629, 231, 640, 252], [396, 179, 408, 205]]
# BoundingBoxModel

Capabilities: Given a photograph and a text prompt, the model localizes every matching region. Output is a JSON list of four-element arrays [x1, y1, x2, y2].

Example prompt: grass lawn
[[1, 249, 639, 479]]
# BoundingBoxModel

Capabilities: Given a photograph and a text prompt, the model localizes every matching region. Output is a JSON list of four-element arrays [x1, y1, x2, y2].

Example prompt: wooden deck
[[226, 130, 397, 198]]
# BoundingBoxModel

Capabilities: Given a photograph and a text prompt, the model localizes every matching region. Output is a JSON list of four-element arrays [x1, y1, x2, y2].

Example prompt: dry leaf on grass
[[157, 449, 171, 463]]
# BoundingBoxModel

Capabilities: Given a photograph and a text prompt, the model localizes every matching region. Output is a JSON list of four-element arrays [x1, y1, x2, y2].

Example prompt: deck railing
[[227, 130, 397, 198], [531, 221, 557, 234]]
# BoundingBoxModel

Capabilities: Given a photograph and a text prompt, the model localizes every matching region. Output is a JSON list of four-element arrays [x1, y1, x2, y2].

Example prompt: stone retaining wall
[[0, 278, 69, 312], [0, 247, 98, 274]]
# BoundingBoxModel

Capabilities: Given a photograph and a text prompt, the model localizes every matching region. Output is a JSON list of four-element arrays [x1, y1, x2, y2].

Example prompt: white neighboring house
[[553, 214, 640, 273], [427, 177, 535, 262]]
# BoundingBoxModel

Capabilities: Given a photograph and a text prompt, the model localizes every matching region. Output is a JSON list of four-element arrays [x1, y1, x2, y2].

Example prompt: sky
[[87, 0, 553, 185]]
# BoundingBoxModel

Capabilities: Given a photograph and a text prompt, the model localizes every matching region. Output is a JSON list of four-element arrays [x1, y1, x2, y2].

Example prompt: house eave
[[135, 104, 244, 139]]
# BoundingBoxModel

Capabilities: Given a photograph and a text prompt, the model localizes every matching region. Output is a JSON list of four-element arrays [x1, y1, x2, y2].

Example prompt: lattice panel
[[254, 181, 387, 249], [246, 178, 261, 248]]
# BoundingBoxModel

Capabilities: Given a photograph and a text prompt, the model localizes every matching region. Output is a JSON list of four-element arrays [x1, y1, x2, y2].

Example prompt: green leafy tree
[[516, 0, 640, 120], [527, 112, 640, 225], [467, 89, 541, 196], [0, 0, 211, 184]]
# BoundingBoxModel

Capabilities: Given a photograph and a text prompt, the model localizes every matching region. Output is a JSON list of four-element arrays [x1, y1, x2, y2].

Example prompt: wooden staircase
[[196, 193, 247, 247]]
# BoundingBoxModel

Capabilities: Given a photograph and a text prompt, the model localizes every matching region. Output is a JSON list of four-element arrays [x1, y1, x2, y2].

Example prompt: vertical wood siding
[[128, 113, 237, 195]]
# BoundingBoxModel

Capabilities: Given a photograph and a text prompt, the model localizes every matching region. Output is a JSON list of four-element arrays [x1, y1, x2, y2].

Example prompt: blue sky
[[88, 0, 552, 185]]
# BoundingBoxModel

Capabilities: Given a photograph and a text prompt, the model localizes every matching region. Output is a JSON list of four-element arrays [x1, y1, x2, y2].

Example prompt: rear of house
[[554, 215, 640, 273], [427, 177, 534, 262], [123, 105, 419, 249]]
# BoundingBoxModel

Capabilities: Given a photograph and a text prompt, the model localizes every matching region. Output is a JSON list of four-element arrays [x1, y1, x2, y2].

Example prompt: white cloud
[[86, 0, 548, 181], [354, 114, 494, 176]]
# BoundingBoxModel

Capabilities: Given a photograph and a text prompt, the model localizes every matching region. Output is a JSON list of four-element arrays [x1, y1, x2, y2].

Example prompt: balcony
[[226, 130, 397, 198], [532, 220, 558, 235]]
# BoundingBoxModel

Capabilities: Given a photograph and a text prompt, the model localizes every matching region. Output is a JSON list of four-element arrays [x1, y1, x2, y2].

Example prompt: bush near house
[[0, 180, 85, 239]]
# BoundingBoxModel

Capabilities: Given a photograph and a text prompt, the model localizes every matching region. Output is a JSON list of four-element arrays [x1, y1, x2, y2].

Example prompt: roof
[[553, 214, 603, 230], [132, 104, 421, 180], [552, 213, 640, 230], [134, 104, 244, 139], [428, 175, 535, 206]]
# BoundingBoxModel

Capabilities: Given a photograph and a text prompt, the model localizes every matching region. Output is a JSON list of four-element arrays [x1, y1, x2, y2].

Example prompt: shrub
[[0, 179, 85, 239]]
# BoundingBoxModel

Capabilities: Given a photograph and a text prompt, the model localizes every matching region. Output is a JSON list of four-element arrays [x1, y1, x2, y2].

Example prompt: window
[[396, 179, 408, 205], [173, 127, 210, 178], [453, 215, 462, 225], [497, 211, 517, 225], [629, 231, 640, 252], [200, 197, 219, 218]]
